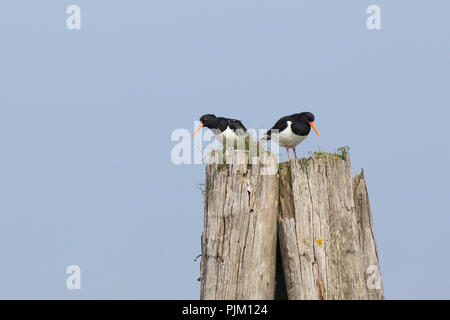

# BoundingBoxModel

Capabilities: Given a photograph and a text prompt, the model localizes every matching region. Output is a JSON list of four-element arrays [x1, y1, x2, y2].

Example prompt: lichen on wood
[[277, 156, 384, 300]]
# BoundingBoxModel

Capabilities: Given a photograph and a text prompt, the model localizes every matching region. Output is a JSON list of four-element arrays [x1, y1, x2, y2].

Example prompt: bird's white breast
[[214, 126, 238, 144], [273, 121, 307, 147], [222, 127, 238, 140]]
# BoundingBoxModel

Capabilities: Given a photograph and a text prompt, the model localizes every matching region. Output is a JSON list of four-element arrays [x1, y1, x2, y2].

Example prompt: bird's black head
[[199, 114, 217, 128], [192, 114, 218, 136], [297, 112, 320, 137], [299, 112, 315, 123]]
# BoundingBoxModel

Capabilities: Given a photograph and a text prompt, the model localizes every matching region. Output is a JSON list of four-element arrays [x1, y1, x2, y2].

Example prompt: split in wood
[[200, 151, 384, 300]]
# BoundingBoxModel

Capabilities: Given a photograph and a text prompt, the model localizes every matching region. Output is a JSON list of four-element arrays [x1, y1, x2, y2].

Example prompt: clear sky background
[[1, 1, 449, 299]]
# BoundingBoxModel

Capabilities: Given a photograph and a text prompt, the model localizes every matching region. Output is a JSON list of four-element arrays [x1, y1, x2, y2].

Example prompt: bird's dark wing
[[224, 118, 247, 134], [265, 116, 290, 140]]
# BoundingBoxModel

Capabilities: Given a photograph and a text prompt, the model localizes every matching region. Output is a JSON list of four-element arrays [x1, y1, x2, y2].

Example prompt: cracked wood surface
[[200, 151, 384, 300], [278, 157, 384, 300], [353, 169, 384, 299], [200, 150, 279, 299]]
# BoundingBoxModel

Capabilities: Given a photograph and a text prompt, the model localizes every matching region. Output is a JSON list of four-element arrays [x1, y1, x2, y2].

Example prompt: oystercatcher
[[192, 114, 247, 144], [264, 112, 320, 160]]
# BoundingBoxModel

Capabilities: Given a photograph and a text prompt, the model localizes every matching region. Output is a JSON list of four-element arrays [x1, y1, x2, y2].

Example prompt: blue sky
[[1, 0, 450, 299]]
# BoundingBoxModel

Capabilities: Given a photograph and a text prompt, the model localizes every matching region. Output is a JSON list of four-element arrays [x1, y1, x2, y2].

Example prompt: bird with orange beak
[[263, 112, 320, 160], [192, 114, 247, 144]]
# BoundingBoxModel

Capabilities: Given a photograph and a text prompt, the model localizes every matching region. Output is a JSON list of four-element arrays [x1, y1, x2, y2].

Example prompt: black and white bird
[[263, 112, 320, 160], [192, 114, 247, 144]]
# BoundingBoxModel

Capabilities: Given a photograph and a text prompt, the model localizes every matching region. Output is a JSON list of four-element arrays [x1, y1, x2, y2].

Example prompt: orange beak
[[192, 123, 204, 136], [309, 121, 320, 137]]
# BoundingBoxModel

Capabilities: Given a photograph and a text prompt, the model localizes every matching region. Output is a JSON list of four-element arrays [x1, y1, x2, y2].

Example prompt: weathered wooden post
[[352, 169, 384, 300], [277, 156, 384, 300], [200, 150, 279, 299], [200, 150, 384, 300]]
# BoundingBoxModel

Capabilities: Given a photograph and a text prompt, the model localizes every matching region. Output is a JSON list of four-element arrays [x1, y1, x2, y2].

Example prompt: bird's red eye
[[204, 118, 208, 121]]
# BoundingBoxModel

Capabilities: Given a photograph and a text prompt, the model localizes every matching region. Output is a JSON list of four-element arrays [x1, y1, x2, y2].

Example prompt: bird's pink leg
[[293, 147, 298, 159], [286, 146, 291, 161]]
